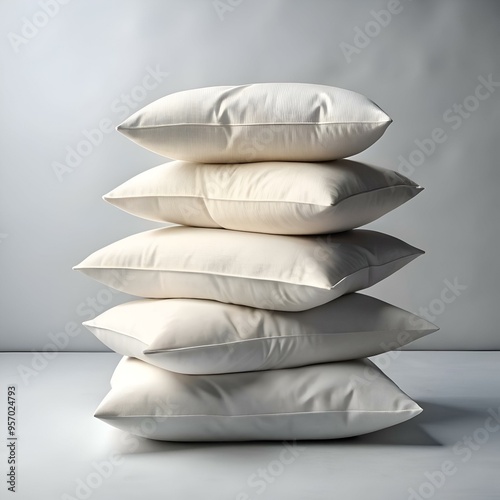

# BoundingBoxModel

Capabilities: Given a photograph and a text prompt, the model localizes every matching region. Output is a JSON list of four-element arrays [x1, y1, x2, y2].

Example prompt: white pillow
[[94, 356, 422, 441], [104, 160, 422, 235], [83, 295, 437, 374], [74, 227, 423, 311], [116, 83, 391, 163]]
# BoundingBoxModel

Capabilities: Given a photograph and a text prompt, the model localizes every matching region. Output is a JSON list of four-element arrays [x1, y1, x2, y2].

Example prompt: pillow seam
[[144, 329, 434, 354], [75, 252, 421, 291], [105, 184, 422, 208], [96, 408, 420, 419], [118, 120, 391, 130]]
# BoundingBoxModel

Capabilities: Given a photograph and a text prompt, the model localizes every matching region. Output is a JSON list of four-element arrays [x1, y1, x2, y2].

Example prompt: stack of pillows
[[74, 83, 438, 441]]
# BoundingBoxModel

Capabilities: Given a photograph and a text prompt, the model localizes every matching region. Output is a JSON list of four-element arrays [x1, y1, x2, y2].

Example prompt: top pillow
[[117, 83, 392, 163]]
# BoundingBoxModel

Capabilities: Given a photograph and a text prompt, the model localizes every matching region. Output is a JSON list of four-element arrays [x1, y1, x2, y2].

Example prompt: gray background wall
[[1, 0, 499, 351]]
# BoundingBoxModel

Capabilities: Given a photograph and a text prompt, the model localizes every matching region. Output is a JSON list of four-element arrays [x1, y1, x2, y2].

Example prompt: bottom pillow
[[94, 357, 422, 441]]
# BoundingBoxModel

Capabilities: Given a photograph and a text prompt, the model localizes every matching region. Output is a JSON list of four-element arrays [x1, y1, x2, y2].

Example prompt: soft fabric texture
[[83, 295, 438, 374], [116, 83, 391, 163], [104, 160, 422, 235], [73, 227, 423, 311], [94, 356, 422, 441]]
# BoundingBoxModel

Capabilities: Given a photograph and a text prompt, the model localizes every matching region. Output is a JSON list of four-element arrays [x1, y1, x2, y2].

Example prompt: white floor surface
[[0, 351, 499, 500]]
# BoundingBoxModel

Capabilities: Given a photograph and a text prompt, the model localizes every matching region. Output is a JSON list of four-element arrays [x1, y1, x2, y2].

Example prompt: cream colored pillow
[[74, 227, 423, 311], [83, 295, 438, 374], [104, 160, 422, 235], [94, 356, 422, 441], [117, 83, 391, 162]]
